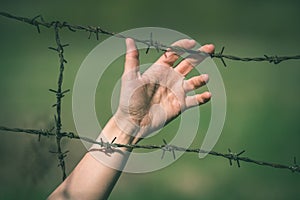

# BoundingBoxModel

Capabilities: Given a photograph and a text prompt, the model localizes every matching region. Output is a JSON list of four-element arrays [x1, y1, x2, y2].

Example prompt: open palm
[[115, 38, 214, 141]]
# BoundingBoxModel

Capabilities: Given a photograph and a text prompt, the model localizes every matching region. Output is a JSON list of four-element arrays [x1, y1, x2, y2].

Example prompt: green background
[[0, 0, 300, 199]]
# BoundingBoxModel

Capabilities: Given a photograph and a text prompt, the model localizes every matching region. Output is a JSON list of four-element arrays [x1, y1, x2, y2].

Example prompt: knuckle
[[126, 50, 139, 60]]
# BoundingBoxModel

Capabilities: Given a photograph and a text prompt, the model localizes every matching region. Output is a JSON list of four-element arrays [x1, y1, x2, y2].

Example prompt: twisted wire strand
[[0, 11, 299, 180], [0, 126, 299, 173], [1, 12, 300, 67]]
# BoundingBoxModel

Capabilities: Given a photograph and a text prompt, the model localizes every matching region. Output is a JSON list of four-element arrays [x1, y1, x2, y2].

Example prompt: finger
[[124, 38, 140, 79], [183, 74, 209, 92], [155, 39, 196, 67], [174, 44, 214, 76], [185, 91, 211, 109]]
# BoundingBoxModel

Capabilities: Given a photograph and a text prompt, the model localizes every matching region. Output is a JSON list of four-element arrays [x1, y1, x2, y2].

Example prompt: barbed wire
[[0, 126, 299, 173], [0, 11, 299, 181], [1, 11, 300, 67], [49, 22, 69, 180]]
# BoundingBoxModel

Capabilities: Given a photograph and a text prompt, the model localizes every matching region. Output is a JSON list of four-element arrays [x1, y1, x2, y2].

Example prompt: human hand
[[114, 38, 214, 143]]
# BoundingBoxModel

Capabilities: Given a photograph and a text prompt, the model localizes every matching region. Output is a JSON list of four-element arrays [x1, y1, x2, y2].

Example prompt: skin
[[48, 38, 214, 200]]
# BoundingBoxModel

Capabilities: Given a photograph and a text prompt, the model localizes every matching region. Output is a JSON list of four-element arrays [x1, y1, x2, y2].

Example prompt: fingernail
[[207, 92, 212, 98], [201, 74, 209, 83], [126, 38, 133, 46], [126, 38, 137, 52]]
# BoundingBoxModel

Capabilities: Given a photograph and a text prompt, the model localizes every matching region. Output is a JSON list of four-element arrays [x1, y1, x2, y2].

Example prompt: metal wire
[[1, 11, 300, 67], [0, 12, 299, 181], [0, 126, 299, 173]]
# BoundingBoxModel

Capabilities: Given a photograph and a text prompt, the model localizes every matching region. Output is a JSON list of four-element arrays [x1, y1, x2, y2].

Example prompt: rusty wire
[[0, 12, 299, 181], [0, 126, 299, 173], [1, 11, 300, 66]]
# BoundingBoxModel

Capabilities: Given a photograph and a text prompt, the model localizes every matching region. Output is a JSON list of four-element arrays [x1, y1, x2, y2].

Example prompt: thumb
[[124, 38, 140, 78]]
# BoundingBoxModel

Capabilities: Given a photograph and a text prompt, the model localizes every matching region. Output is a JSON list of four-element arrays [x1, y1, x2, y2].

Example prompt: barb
[[227, 148, 246, 167], [161, 139, 176, 160], [1, 11, 300, 67], [0, 126, 299, 173]]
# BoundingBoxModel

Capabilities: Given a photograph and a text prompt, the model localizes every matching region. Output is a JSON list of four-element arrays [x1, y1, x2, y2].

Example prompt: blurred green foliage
[[0, 0, 300, 199]]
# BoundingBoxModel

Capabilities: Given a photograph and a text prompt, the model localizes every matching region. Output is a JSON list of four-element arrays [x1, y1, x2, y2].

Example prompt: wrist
[[103, 117, 139, 146], [88, 117, 139, 170], [113, 109, 142, 143], [91, 115, 142, 152]]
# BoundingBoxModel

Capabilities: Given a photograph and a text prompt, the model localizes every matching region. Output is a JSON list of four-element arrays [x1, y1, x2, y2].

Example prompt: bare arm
[[48, 118, 134, 200], [49, 38, 214, 200]]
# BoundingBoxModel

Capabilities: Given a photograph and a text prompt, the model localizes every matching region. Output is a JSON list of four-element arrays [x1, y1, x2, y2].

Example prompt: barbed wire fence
[[0, 12, 299, 181]]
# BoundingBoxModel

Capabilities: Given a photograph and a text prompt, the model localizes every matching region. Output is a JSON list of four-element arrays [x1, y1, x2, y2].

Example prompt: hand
[[114, 38, 214, 142]]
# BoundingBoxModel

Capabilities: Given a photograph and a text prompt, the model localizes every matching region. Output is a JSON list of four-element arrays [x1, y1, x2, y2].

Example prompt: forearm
[[48, 117, 137, 200]]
